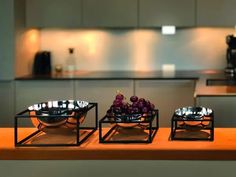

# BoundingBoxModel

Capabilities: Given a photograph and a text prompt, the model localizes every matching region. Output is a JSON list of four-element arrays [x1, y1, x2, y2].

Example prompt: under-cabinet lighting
[[162, 64, 175, 77], [162, 26, 176, 35]]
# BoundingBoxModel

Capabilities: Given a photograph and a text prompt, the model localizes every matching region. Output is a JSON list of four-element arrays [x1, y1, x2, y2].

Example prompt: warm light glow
[[191, 28, 232, 64], [15, 28, 40, 77], [39, 28, 236, 71], [201, 70, 220, 74], [40, 30, 111, 70], [129, 30, 158, 71], [82, 32, 97, 55], [27, 29, 39, 43], [162, 26, 176, 35], [234, 25, 236, 37], [20, 29, 40, 49]]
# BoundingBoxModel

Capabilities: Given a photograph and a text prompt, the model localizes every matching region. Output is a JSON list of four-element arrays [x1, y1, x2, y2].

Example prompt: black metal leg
[[171, 113, 214, 141], [14, 116, 18, 146], [15, 103, 97, 147], [99, 109, 159, 144]]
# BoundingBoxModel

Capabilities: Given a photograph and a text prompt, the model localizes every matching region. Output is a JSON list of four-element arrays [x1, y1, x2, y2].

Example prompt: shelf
[[1, 128, 236, 160]]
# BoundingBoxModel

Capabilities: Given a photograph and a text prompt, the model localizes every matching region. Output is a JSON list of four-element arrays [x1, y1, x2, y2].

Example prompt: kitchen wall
[[39, 28, 236, 71]]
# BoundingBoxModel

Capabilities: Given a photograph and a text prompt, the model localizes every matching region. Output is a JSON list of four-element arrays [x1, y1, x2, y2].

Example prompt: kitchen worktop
[[1, 128, 236, 160], [14, 70, 236, 96], [194, 70, 236, 96], [15, 70, 201, 80]]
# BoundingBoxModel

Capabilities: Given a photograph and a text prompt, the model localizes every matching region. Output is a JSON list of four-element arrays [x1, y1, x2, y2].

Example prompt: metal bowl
[[28, 100, 89, 128], [175, 106, 213, 126], [114, 114, 142, 128]]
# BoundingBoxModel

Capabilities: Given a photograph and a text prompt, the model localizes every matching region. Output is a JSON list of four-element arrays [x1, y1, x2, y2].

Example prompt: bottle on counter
[[66, 48, 76, 72]]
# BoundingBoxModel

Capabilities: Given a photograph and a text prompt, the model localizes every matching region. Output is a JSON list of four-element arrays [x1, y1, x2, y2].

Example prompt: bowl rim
[[174, 106, 213, 120]]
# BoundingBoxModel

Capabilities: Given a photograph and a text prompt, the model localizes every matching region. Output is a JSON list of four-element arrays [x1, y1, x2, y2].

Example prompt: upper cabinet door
[[0, 0, 14, 80], [139, 0, 196, 27], [197, 0, 236, 27], [26, 0, 82, 28], [82, 0, 138, 27]]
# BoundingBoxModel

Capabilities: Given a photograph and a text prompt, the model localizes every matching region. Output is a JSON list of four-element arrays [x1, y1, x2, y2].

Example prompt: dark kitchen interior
[[1, 0, 236, 176]]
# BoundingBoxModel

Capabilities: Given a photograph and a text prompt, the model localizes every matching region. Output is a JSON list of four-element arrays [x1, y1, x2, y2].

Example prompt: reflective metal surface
[[28, 100, 88, 127], [175, 106, 213, 120]]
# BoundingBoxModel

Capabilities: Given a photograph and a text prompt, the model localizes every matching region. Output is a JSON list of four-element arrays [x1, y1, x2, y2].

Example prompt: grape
[[107, 109, 112, 113], [127, 106, 133, 114], [138, 98, 146, 103], [113, 100, 123, 107], [106, 109, 114, 117], [146, 100, 151, 107], [142, 107, 149, 113], [132, 107, 140, 114], [116, 93, 124, 100], [138, 101, 145, 109], [150, 103, 155, 110], [114, 107, 122, 114], [122, 103, 130, 112], [108, 92, 156, 118], [132, 102, 138, 108], [130, 95, 138, 102]]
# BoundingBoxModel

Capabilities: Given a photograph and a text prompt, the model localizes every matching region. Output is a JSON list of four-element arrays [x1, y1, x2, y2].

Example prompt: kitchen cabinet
[[75, 80, 134, 125], [135, 80, 195, 127], [139, 0, 196, 27], [197, 0, 236, 27], [0, 81, 14, 126], [82, 0, 138, 27], [196, 96, 236, 127], [15, 80, 74, 114], [0, 0, 14, 80], [26, 0, 82, 28]]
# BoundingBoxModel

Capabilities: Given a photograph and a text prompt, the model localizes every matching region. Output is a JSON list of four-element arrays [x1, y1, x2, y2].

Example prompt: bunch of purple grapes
[[106, 93, 155, 117]]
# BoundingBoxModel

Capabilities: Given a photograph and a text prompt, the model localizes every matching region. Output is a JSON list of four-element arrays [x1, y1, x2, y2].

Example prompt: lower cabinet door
[[135, 80, 195, 127], [0, 81, 14, 126]]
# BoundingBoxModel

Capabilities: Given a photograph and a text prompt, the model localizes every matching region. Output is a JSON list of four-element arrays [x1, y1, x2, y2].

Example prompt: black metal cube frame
[[170, 112, 214, 141], [99, 109, 159, 143], [15, 102, 98, 147]]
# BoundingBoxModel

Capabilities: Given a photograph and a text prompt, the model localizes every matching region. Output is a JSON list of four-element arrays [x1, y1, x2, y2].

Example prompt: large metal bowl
[[174, 106, 213, 126], [28, 100, 89, 129]]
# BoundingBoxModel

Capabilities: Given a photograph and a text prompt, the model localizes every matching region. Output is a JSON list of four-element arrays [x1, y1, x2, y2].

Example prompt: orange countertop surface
[[1, 128, 236, 160], [195, 73, 236, 96], [192, 70, 236, 96]]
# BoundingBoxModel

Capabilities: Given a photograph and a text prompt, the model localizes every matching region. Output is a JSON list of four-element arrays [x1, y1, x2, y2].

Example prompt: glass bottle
[[66, 48, 76, 72]]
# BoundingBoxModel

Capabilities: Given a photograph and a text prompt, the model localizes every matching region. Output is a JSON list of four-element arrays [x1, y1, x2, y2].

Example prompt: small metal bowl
[[175, 106, 213, 126], [114, 114, 142, 128], [28, 100, 89, 129]]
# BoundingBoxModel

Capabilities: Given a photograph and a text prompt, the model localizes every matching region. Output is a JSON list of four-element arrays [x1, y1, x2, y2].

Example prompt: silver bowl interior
[[175, 106, 213, 120], [28, 100, 89, 126], [114, 114, 142, 122]]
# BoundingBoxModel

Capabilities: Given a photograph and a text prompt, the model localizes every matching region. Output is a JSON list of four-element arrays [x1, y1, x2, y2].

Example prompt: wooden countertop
[[194, 70, 236, 96], [1, 128, 236, 160]]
